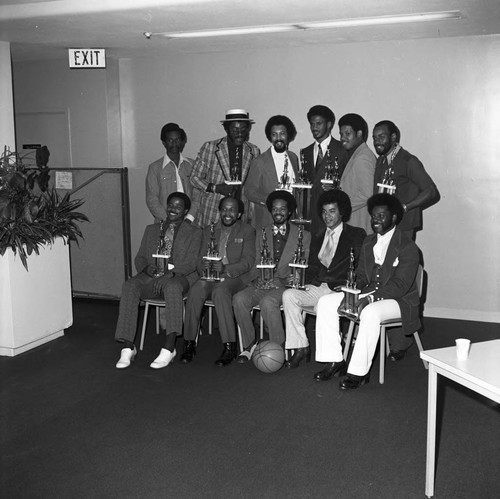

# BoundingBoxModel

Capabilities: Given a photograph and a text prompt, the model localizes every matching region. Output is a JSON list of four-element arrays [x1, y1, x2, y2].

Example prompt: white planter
[[0, 237, 73, 356]]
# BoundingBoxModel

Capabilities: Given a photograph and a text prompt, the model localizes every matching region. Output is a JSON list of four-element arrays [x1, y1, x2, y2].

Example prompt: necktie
[[316, 143, 324, 168], [319, 230, 335, 268], [164, 224, 175, 255], [272, 225, 287, 236]]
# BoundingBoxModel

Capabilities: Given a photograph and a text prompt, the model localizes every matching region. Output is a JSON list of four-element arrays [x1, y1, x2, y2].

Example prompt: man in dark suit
[[372, 120, 440, 240], [314, 193, 421, 390], [190, 109, 260, 228], [245, 115, 299, 229], [282, 190, 366, 368], [233, 191, 311, 361], [301, 105, 349, 235], [115, 192, 202, 369], [182, 197, 256, 366]]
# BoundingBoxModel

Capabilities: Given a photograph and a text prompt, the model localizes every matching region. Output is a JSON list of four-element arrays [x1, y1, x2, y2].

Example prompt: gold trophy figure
[[276, 153, 293, 192], [152, 220, 172, 277], [201, 221, 223, 281], [287, 225, 308, 290], [256, 228, 276, 287], [377, 166, 396, 194], [337, 248, 361, 320], [226, 147, 242, 186], [291, 149, 312, 225]]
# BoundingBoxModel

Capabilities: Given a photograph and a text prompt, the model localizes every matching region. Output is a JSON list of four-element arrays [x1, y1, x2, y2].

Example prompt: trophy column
[[256, 228, 277, 288], [291, 149, 312, 225], [337, 248, 361, 320], [201, 221, 223, 281], [152, 221, 173, 277], [287, 225, 308, 290]]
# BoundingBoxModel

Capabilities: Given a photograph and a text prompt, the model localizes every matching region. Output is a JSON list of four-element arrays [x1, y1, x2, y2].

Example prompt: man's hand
[[214, 183, 234, 196], [321, 183, 335, 192], [143, 264, 158, 277], [254, 277, 280, 290], [152, 272, 173, 296], [356, 296, 371, 315], [211, 260, 225, 273]]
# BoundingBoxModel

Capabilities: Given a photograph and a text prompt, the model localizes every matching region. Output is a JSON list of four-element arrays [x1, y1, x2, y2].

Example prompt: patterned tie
[[319, 229, 335, 268], [315, 143, 324, 168], [164, 224, 175, 255], [272, 225, 287, 236]]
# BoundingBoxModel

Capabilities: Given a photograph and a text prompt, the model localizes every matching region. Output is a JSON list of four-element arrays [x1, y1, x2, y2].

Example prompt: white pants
[[282, 283, 332, 349], [315, 293, 401, 376]]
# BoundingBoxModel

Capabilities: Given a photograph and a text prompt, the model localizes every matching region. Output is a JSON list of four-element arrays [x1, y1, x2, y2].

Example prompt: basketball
[[252, 341, 285, 373]]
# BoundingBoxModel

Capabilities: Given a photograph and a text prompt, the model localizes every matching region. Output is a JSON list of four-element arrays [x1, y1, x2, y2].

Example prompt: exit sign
[[68, 48, 106, 68]]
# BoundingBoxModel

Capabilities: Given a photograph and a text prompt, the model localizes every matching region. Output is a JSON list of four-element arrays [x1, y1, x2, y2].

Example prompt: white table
[[420, 340, 500, 498]]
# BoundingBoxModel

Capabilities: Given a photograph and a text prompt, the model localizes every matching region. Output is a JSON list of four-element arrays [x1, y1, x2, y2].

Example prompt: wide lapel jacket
[[356, 228, 421, 334], [250, 223, 311, 282]]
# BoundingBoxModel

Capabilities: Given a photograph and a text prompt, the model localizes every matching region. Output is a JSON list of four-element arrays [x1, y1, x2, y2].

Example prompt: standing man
[[372, 120, 440, 239], [338, 113, 377, 235], [245, 115, 299, 229], [181, 197, 256, 366], [146, 123, 197, 223], [233, 191, 311, 361], [115, 192, 202, 369], [302, 105, 349, 235], [282, 190, 366, 368], [313, 194, 420, 389], [190, 109, 260, 228]]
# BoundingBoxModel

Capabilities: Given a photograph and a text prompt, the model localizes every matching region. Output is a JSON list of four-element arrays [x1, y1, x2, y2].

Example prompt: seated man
[[181, 196, 256, 366], [233, 190, 311, 362], [282, 190, 366, 368], [314, 193, 421, 390], [115, 192, 202, 369]]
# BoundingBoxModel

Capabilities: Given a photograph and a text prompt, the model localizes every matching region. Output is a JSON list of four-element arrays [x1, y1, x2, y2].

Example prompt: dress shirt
[[373, 226, 396, 265], [315, 135, 332, 164], [162, 153, 185, 193], [318, 223, 343, 268], [271, 148, 289, 185]]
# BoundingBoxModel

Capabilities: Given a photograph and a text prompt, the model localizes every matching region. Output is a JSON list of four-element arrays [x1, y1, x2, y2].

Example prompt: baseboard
[[425, 307, 500, 324]]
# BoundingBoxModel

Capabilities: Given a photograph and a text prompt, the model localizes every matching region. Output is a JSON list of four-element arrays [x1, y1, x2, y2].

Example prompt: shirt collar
[[163, 151, 185, 168], [316, 134, 332, 151]]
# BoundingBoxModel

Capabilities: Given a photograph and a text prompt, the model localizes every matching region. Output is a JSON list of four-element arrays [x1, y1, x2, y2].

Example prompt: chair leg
[[343, 321, 356, 360], [259, 311, 264, 340], [379, 326, 386, 384], [208, 306, 213, 335], [414, 332, 429, 369], [237, 325, 244, 354], [155, 305, 161, 335], [140, 302, 151, 351]]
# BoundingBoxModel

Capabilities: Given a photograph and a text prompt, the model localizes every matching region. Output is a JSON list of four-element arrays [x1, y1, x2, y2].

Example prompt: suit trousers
[[282, 282, 333, 349], [114, 273, 189, 342], [233, 285, 286, 348], [184, 277, 246, 343], [315, 292, 401, 376]]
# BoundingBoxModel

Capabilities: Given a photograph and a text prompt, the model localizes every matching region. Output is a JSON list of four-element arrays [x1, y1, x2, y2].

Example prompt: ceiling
[[1, 0, 499, 62]]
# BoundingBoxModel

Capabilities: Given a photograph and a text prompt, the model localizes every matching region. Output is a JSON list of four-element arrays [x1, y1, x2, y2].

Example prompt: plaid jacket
[[190, 136, 260, 227]]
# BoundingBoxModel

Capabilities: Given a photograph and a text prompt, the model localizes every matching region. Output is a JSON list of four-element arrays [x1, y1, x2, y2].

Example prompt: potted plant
[[0, 146, 88, 356]]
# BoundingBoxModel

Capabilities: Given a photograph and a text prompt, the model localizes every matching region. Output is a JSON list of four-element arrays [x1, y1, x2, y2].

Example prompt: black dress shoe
[[314, 360, 347, 381], [215, 342, 236, 367], [284, 346, 311, 369], [388, 349, 406, 362], [180, 340, 196, 364], [339, 373, 370, 391]]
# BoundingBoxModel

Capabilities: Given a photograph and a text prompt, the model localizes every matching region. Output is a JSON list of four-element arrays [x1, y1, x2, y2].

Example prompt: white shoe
[[150, 348, 176, 369], [116, 347, 137, 369]]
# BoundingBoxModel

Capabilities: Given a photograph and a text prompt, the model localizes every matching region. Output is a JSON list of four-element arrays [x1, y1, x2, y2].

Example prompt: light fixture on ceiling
[[144, 10, 463, 40]]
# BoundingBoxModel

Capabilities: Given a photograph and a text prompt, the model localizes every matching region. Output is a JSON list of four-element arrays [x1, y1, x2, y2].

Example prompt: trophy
[[256, 228, 277, 287], [276, 153, 293, 192], [226, 147, 242, 185], [201, 221, 223, 281], [337, 248, 361, 320], [321, 150, 342, 190], [291, 149, 312, 225], [287, 225, 308, 290], [377, 166, 396, 194], [152, 221, 173, 277]]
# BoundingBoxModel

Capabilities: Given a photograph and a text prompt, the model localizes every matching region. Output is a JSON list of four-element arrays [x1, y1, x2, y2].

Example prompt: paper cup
[[455, 338, 471, 361]]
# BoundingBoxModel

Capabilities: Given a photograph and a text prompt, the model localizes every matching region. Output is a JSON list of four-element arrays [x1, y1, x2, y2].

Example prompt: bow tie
[[272, 225, 287, 236]]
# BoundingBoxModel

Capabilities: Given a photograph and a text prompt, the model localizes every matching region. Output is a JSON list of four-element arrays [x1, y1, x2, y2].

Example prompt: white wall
[[13, 34, 500, 322]]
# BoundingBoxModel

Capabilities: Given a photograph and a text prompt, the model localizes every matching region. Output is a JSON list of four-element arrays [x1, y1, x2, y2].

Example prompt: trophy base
[[337, 310, 360, 321], [286, 284, 307, 290], [291, 218, 312, 225], [321, 179, 334, 185], [340, 286, 361, 295], [203, 256, 222, 261], [377, 183, 396, 194], [256, 264, 276, 269], [200, 277, 223, 282], [152, 254, 171, 260], [290, 183, 312, 189], [275, 186, 293, 193], [225, 181, 242, 185]]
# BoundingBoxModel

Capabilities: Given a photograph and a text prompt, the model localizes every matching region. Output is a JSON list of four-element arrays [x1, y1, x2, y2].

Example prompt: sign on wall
[[68, 49, 106, 68]]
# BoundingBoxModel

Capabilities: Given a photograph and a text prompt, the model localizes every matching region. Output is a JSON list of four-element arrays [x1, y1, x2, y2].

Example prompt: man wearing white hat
[[190, 109, 260, 228]]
